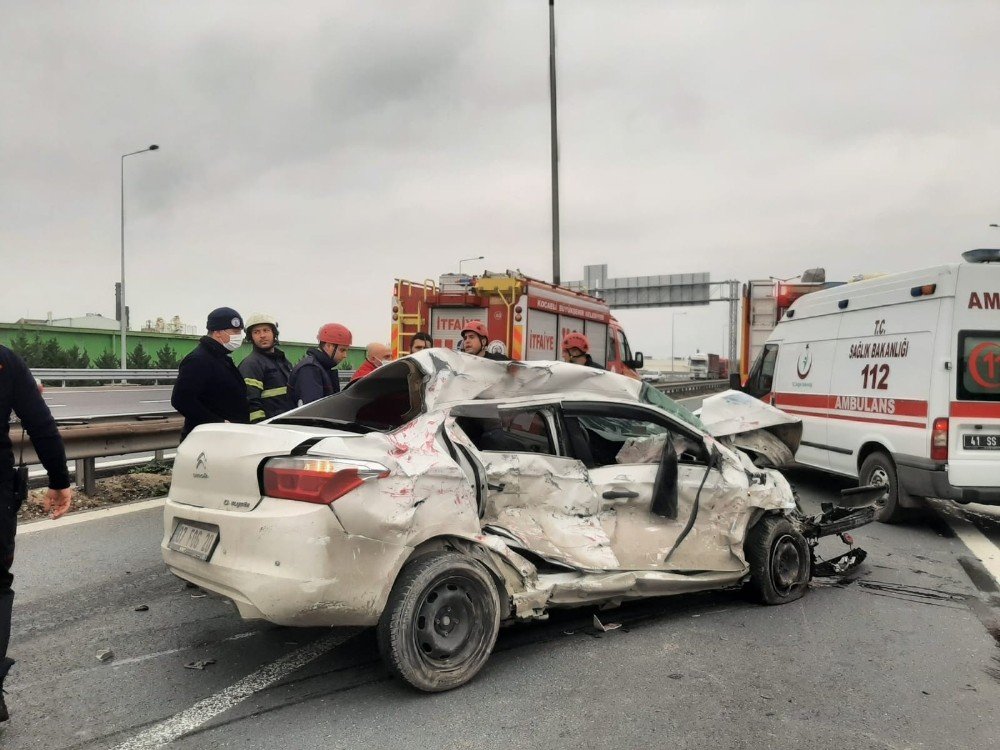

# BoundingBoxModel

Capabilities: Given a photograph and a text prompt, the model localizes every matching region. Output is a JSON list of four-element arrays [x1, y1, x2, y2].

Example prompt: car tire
[[745, 516, 810, 605], [860, 451, 909, 524], [377, 551, 501, 692]]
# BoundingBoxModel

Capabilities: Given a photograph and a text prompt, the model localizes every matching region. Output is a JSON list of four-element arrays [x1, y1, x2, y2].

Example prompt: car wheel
[[377, 551, 501, 692], [745, 516, 810, 605], [860, 451, 908, 524]]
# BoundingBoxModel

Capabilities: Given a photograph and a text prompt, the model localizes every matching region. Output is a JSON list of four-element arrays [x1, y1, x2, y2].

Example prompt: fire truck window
[[746, 344, 778, 398], [620, 332, 633, 364]]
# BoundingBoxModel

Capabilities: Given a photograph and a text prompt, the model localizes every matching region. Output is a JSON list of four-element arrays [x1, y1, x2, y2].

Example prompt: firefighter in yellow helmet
[[238, 313, 295, 422]]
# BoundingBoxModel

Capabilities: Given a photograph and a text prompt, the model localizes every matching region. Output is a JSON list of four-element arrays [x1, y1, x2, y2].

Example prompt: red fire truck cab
[[392, 272, 644, 378]]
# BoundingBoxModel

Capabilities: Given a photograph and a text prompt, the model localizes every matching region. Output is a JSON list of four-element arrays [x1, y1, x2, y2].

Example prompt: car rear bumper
[[896, 455, 1000, 506], [162, 497, 411, 626]]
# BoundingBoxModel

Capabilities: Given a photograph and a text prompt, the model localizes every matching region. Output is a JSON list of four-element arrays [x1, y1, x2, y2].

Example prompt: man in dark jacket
[[0, 346, 73, 721], [238, 313, 294, 422], [171, 307, 250, 441], [561, 332, 605, 370], [289, 323, 353, 405]]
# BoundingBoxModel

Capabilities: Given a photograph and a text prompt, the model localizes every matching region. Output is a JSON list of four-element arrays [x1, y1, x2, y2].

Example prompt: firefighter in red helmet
[[460, 321, 509, 361], [289, 323, 353, 405], [561, 332, 604, 370]]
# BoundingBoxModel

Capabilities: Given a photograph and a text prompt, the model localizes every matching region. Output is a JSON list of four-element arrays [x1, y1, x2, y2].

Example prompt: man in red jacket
[[350, 343, 391, 383]]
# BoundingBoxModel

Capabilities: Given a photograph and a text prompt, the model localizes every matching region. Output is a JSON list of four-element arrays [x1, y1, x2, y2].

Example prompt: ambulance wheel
[[860, 451, 908, 524], [377, 552, 500, 692], [745, 516, 810, 605]]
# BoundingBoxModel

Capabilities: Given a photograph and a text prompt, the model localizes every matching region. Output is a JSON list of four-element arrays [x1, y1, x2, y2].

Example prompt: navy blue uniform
[[0, 346, 70, 687], [171, 337, 250, 440], [289, 348, 340, 405]]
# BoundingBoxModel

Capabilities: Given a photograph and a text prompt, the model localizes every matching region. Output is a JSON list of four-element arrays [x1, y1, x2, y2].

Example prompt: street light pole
[[458, 255, 485, 275], [671, 312, 687, 375], [548, 0, 561, 286], [120, 144, 159, 371]]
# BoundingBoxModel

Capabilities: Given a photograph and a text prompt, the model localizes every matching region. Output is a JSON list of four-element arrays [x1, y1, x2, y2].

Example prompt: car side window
[[570, 415, 699, 468], [454, 406, 558, 456]]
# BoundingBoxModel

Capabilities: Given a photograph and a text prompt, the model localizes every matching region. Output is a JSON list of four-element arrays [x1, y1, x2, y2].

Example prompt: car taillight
[[262, 457, 388, 505], [931, 418, 949, 461]]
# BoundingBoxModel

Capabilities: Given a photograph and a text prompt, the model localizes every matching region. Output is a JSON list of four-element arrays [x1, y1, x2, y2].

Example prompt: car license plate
[[963, 434, 1000, 450], [168, 521, 220, 561]]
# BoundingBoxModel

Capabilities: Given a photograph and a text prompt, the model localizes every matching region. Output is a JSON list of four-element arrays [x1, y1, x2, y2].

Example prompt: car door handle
[[602, 490, 639, 499]]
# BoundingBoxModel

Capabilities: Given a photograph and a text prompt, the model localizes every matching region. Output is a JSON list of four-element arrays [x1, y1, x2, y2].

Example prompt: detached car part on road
[[162, 350, 877, 691]]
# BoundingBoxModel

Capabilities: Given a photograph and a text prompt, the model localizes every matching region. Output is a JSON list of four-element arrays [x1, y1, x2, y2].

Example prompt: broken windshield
[[639, 383, 706, 432]]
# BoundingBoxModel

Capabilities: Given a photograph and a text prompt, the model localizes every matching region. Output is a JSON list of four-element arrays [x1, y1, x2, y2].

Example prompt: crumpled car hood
[[697, 390, 803, 467]]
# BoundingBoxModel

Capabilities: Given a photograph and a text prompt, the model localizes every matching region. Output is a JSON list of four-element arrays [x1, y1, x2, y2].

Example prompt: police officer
[[289, 323, 353, 405], [460, 322, 509, 361], [0, 345, 73, 721], [171, 307, 250, 441], [561, 332, 605, 370], [239, 313, 294, 422]]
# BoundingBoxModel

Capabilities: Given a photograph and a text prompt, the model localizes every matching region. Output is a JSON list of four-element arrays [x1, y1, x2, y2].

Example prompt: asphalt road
[[4, 395, 1000, 749], [40, 386, 176, 421]]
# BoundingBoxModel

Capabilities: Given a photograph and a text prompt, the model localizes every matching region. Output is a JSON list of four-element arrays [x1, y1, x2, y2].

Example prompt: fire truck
[[738, 269, 843, 383], [391, 271, 644, 377]]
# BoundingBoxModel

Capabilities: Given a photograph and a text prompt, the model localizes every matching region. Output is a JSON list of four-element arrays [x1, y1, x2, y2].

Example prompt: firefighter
[[239, 313, 294, 422], [171, 307, 250, 441], [561, 332, 605, 370], [409, 332, 433, 354], [349, 343, 391, 383], [289, 323, 353, 405], [460, 322, 509, 361]]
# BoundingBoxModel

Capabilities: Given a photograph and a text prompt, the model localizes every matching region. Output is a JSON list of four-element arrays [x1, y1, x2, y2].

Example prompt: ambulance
[[390, 271, 644, 377], [740, 249, 1000, 522]]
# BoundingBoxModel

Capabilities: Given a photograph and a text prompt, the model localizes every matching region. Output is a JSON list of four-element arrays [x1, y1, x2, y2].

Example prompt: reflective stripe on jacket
[[238, 348, 294, 422]]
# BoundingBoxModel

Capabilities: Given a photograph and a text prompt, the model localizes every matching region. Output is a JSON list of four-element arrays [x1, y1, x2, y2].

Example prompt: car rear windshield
[[639, 383, 706, 432], [957, 330, 1000, 402]]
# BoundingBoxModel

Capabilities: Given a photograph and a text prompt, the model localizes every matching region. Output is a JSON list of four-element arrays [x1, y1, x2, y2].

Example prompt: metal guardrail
[[33, 368, 179, 386], [33, 368, 359, 387], [13, 414, 182, 495]]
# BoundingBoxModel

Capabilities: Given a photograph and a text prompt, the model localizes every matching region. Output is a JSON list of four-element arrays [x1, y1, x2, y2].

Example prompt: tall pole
[[120, 145, 159, 371], [671, 312, 687, 375], [548, 0, 561, 285]]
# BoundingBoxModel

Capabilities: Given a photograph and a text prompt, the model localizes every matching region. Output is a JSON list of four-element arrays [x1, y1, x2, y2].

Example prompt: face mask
[[223, 332, 244, 352]]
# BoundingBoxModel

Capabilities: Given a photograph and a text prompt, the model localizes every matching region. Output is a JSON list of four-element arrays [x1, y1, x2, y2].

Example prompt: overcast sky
[[3, 1, 999, 360]]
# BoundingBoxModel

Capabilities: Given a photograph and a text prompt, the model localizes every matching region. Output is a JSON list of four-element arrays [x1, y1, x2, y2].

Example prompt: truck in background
[[391, 271, 644, 378], [688, 352, 721, 380]]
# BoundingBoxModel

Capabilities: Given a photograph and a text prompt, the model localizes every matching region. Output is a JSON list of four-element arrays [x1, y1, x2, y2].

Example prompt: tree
[[155, 344, 180, 369], [127, 343, 153, 369], [93, 350, 120, 369], [62, 345, 90, 369]]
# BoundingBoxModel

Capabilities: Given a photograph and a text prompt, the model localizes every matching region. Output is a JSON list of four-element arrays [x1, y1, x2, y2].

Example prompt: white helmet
[[245, 313, 279, 337]]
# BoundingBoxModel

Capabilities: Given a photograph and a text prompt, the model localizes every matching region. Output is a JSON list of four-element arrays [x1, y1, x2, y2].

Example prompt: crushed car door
[[561, 402, 726, 571], [448, 402, 618, 570]]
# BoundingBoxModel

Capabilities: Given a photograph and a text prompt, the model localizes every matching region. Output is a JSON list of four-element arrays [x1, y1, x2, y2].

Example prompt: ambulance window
[[957, 331, 1000, 402], [746, 344, 778, 398]]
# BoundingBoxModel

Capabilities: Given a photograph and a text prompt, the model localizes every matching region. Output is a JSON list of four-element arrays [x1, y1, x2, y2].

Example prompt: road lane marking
[[18, 497, 165, 535], [944, 511, 1000, 590], [111, 630, 358, 749], [139, 399, 172, 404]]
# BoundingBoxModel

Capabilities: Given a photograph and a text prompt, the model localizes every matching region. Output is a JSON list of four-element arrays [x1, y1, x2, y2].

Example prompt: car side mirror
[[650, 441, 678, 518], [729, 373, 742, 390]]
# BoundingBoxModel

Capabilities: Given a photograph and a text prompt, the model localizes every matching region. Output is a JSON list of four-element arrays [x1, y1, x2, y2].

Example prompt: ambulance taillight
[[931, 418, 949, 461]]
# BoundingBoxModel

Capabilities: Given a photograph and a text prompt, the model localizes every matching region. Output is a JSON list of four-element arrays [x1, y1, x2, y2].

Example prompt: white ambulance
[[740, 249, 1000, 522]]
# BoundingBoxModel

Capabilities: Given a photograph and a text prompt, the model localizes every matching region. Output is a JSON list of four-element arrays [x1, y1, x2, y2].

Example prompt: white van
[[740, 249, 1000, 522]]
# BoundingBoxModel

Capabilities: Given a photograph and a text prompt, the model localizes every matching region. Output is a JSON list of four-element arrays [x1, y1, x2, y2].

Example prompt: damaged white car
[[162, 350, 878, 691]]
